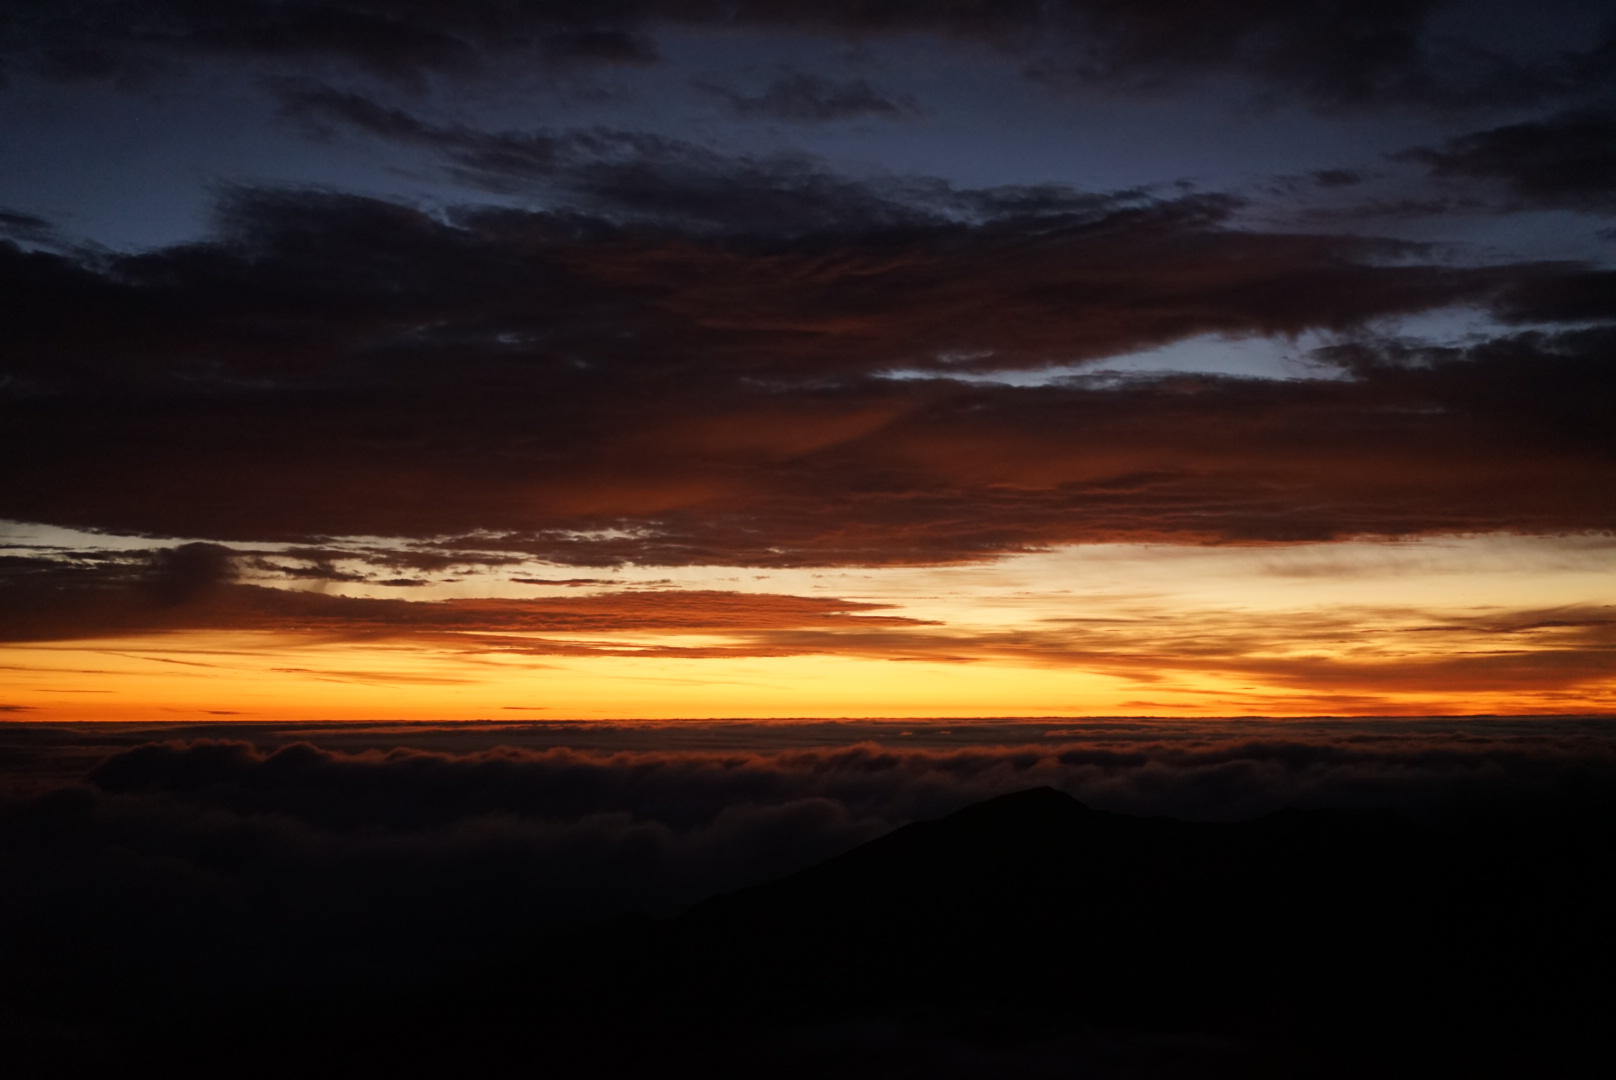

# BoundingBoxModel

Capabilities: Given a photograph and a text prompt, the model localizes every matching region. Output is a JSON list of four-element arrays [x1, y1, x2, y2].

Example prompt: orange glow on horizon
[[4, 535, 1613, 722]]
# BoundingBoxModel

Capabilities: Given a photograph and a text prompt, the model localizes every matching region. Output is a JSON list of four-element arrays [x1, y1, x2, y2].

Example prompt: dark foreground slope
[[9, 788, 1612, 1077]]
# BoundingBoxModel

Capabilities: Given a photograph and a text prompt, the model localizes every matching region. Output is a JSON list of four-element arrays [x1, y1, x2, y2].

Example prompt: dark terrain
[[7, 787, 1611, 1077]]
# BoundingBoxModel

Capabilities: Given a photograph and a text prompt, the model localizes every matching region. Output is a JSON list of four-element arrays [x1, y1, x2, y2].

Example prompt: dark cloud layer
[[2, 720, 1612, 1020], [3, 179, 1611, 563], [0, 543, 922, 644], [4, 1, 1608, 111], [276, 84, 959, 228], [0, 0, 660, 88], [3, 15, 1611, 568], [1401, 108, 1616, 214], [697, 70, 921, 123]]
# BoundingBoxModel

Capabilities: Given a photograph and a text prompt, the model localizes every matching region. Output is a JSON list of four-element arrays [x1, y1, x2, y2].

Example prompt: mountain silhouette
[[519, 788, 1605, 1076], [336, 787, 1586, 1077], [8, 788, 1610, 1078], [598, 790, 1445, 1031]]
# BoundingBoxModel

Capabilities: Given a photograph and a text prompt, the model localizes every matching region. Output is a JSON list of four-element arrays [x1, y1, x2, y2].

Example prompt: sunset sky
[[4, 0, 1614, 721]]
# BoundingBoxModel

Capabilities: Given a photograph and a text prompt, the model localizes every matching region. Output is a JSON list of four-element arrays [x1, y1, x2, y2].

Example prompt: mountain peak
[[939, 785, 1091, 825], [956, 785, 1086, 811]]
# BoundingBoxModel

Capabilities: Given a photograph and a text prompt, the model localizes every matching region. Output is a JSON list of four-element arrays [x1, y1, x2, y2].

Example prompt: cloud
[[697, 70, 921, 123], [146, 542, 237, 604], [2, 720, 1613, 1013], [76, 724, 1616, 829], [0, 754, 880, 1014], [1493, 268, 1616, 323], [275, 83, 968, 229], [3, 544, 1611, 703], [1398, 108, 1616, 214], [0, 173, 1521, 384], [0, 545, 927, 643], [0, 209, 56, 243], [1310, 169, 1365, 188], [0, 0, 658, 89], [709, 601, 1616, 699], [9, 179, 1613, 562], [245, 556, 367, 582], [4, 2, 1607, 111]]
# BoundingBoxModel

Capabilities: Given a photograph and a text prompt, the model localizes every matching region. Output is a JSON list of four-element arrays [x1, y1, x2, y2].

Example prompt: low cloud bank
[[3, 722, 1613, 1016]]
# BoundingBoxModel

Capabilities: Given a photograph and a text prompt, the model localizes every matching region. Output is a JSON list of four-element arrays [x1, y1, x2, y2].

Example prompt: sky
[[3, 0, 1616, 722]]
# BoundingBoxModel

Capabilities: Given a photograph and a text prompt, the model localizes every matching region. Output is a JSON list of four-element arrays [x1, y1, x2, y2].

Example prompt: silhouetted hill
[[605, 794, 1430, 1023], [8, 788, 1611, 1077], [502, 788, 1606, 1075]]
